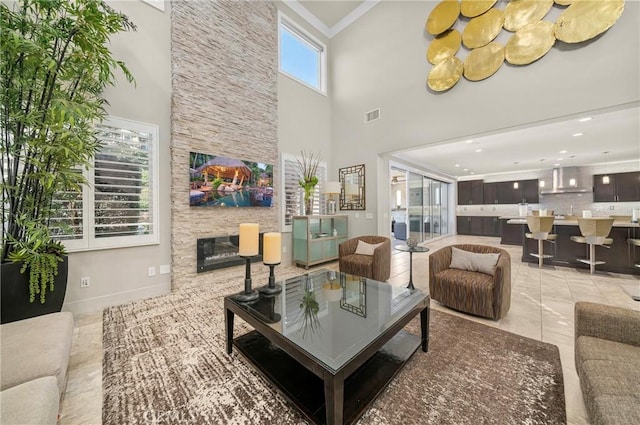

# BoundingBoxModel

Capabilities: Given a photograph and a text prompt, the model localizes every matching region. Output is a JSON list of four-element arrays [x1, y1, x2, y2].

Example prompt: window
[[279, 13, 327, 94], [51, 117, 159, 251], [281, 153, 327, 232]]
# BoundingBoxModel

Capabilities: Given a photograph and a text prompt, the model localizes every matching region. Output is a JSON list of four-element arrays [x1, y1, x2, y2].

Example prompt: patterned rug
[[103, 265, 566, 425]]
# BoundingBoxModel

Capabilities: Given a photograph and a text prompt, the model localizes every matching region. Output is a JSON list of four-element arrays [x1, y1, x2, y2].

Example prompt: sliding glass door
[[399, 170, 450, 242]]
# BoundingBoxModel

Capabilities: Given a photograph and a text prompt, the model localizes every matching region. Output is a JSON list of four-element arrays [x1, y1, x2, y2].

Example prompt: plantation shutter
[[50, 176, 84, 241], [94, 124, 153, 238]]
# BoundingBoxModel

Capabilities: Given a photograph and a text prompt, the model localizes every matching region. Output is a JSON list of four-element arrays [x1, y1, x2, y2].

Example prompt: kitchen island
[[506, 218, 640, 275]]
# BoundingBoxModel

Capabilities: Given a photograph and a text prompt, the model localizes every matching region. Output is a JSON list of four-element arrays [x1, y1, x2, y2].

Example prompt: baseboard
[[62, 282, 171, 315]]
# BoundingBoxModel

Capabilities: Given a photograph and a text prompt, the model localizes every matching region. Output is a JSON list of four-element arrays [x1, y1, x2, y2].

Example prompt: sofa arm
[[372, 239, 391, 281], [339, 238, 359, 257], [575, 302, 640, 347], [492, 252, 511, 319], [428, 247, 451, 286]]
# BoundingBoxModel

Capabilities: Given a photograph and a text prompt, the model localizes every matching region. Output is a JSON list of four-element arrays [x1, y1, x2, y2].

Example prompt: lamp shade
[[324, 181, 341, 194]]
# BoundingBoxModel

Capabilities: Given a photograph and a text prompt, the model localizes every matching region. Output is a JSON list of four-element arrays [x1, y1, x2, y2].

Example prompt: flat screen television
[[189, 151, 274, 208]]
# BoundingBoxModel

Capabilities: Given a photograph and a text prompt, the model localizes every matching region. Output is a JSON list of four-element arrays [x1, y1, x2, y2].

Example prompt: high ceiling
[[289, 2, 639, 179]]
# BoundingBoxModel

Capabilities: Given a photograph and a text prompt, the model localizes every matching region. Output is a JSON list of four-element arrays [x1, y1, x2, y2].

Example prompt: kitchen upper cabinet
[[593, 172, 640, 202], [496, 179, 538, 204], [483, 182, 498, 204], [457, 180, 483, 205]]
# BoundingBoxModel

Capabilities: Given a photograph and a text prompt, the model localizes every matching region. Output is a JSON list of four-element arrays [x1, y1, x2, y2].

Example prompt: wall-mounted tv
[[189, 151, 274, 207]]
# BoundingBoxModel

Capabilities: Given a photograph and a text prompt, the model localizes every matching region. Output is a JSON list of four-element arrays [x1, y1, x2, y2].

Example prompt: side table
[[394, 245, 430, 290]]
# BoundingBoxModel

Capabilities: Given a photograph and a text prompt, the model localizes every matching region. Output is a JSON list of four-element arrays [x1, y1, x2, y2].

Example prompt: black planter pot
[[1, 256, 68, 324]]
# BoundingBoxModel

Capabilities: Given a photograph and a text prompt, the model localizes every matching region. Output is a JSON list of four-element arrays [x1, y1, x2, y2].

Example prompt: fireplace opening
[[197, 233, 264, 273]]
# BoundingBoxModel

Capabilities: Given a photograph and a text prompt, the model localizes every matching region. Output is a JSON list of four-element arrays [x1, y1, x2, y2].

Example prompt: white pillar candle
[[239, 223, 259, 256], [263, 232, 281, 264]]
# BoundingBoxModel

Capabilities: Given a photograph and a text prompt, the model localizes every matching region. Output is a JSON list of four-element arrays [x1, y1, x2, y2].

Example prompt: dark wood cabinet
[[457, 216, 470, 235], [500, 219, 523, 245], [483, 182, 498, 204], [497, 181, 519, 204], [457, 216, 499, 236], [481, 216, 500, 237], [593, 172, 640, 202], [521, 179, 539, 203], [457, 180, 483, 205]]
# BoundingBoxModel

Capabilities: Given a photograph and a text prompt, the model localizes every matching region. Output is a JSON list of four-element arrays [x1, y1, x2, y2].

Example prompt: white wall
[[329, 1, 640, 236], [276, 2, 333, 264], [63, 0, 172, 314]]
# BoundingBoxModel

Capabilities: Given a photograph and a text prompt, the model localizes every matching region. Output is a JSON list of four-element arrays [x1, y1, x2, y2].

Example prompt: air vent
[[364, 108, 380, 123]]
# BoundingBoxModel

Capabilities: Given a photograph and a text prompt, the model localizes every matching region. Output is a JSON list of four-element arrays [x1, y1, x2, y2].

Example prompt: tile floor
[[60, 234, 640, 425]]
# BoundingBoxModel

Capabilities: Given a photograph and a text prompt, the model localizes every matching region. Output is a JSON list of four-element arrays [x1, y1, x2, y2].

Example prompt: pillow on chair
[[450, 247, 499, 275], [354, 240, 383, 256]]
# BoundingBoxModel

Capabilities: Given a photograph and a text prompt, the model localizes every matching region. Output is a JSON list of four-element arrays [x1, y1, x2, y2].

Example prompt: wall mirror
[[339, 164, 365, 210]]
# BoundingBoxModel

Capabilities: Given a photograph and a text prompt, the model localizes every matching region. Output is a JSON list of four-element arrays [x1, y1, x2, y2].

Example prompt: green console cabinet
[[292, 215, 348, 269]]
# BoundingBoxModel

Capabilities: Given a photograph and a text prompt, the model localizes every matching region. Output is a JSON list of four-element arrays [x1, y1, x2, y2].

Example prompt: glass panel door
[[407, 172, 423, 242], [430, 179, 440, 238], [423, 177, 433, 240]]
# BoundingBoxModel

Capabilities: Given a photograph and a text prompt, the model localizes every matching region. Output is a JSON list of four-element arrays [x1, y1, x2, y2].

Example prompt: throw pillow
[[450, 247, 500, 275], [354, 240, 383, 256]]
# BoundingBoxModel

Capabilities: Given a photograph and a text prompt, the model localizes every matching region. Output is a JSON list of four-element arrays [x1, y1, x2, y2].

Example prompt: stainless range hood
[[540, 167, 593, 194]]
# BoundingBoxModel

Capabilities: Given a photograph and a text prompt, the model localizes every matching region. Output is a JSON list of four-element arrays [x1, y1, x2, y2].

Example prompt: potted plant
[[0, 0, 135, 323], [296, 150, 320, 215]]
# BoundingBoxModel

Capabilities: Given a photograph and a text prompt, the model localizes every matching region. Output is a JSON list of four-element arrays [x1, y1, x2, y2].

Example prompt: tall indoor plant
[[0, 0, 135, 322], [296, 150, 320, 215]]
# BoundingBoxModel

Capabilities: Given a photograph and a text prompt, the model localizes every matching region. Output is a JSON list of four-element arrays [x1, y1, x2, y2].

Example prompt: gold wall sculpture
[[424, 0, 626, 92], [462, 8, 504, 48]]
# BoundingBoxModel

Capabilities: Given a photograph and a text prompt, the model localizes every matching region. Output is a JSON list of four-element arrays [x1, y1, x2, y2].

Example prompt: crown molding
[[284, 0, 381, 39]]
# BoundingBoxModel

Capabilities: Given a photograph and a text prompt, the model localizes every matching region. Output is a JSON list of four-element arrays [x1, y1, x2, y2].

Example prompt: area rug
[[103, 265, 566, 425]]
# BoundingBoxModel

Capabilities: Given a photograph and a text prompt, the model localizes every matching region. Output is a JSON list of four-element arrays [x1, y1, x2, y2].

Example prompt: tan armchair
[[429, 244, 511, 320], [339, 236, 391, 282]]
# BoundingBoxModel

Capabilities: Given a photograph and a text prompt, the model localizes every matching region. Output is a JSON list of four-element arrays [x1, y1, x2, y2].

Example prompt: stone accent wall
[[171, 1, 278, 290]]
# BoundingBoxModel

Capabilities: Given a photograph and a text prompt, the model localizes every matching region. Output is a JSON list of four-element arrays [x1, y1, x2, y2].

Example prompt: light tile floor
[[60, 235, 640, 425]]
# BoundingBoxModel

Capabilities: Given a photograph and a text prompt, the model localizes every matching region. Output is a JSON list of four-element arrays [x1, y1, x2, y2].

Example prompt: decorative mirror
[[339, 274, 366, 318], [339, 164, 365, 210]]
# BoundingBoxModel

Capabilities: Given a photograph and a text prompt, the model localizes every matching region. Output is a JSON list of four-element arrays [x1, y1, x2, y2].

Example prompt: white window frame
[[278, 11, 327, 95], [59, 116, 160, 252], [281, 152, 328, 233]]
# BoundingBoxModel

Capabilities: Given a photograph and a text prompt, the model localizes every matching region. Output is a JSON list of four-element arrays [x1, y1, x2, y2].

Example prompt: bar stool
[[629, 238, 640, 269], [526, 216, 556, 268], [570, 218, 614, 274]]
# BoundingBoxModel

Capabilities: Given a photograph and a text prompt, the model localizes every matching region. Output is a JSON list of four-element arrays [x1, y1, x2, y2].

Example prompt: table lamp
[[323, 181, 341, 215]]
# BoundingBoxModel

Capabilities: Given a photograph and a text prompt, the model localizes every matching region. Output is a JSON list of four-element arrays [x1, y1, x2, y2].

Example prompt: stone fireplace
[[197, 234, 264, 273]]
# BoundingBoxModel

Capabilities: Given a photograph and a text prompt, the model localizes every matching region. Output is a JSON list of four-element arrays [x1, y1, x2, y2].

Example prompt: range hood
[[540, 167, 593, 195]]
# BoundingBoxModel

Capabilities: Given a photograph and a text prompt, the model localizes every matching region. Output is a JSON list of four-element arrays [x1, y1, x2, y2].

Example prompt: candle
[[239, 223, 259, 256], [263, 232, 281, 265]]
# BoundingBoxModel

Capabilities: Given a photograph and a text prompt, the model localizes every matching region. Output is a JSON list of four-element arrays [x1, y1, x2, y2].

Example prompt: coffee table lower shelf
[[233, 329, 421, 425]]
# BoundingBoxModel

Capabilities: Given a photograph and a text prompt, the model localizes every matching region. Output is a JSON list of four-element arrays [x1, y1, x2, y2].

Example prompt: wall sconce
[[513, 182, 519, 189], [569, 178, 577, 187], [539, 180, 545, 188], [602, 151, 610, 184]]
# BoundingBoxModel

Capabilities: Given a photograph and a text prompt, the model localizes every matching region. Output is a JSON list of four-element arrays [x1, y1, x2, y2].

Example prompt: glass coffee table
[[224, 269, 430, 425]]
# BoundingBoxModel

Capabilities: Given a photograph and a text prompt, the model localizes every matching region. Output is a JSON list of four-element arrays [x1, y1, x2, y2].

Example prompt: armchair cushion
[[450, 247, 500, 275], [354, 240, 383, 256]]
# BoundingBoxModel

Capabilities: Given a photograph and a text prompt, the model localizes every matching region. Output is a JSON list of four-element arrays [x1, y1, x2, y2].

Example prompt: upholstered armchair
[[339, 236, 391, 282], [429, 244, 511, 320]]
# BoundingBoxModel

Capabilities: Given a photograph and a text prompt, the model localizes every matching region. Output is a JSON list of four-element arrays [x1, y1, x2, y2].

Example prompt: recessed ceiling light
[[554, 163, 560, 166], [470, 172, 475, 175], [572, 132, 583, 137], [513, 161, 519, 164], [455, 164, 460, 167], [463, 168, 468, 171], [578, 117, 592, 122], [557, 158, 564, 161], [559, 150, 567, 154], [465, 140, 474, 144], [475, 149, 482, 153]]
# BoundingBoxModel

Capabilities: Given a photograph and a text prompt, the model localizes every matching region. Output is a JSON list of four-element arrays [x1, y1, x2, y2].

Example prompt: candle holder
[[232, 256, 259, 303], [259, 262, 282, 295]]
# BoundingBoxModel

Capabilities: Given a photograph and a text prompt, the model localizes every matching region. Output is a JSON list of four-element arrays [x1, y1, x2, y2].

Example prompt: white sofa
[[0, 312, 74, 425]]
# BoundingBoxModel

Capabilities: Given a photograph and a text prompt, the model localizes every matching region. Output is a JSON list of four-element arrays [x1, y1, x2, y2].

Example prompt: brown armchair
[[429, 244, 511, 320], [339, 236, 391, 282]]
